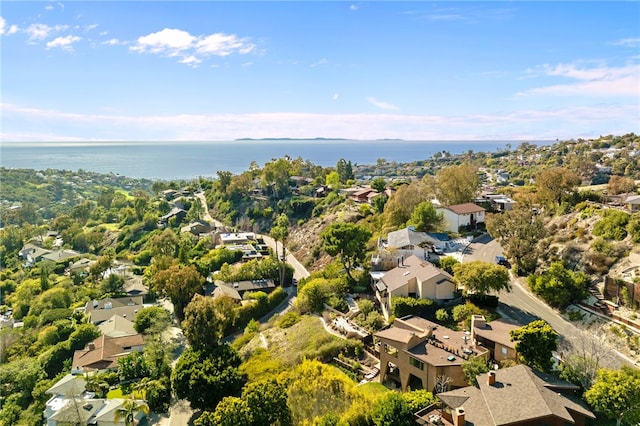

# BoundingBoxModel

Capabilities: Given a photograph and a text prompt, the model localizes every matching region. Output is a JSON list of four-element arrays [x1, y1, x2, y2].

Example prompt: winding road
[[464, 234, 636, 368]]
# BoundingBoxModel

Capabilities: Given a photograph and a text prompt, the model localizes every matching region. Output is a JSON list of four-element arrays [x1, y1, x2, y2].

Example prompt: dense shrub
[[391, 297, 436, 318], [527, 262, 590, 309], [593, 209, 630, 240]]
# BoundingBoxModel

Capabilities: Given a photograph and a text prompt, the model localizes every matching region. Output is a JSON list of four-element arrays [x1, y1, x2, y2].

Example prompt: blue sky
[[1, 1, 638, 141]]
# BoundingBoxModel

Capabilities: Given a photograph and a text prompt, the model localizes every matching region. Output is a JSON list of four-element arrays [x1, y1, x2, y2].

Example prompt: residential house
[[71, 334, 145, 372], [470, 315, 518, 363], [217, 232, 257, 246], [98, 314, 137, 338], [374, 316, 489, 392], [383, 227, 440, 261], [224, 244, 263, 261], [350, 187, 380, 204], [44, 374, 147, 426], [419, 366, 595, 426], [161, 189, 179, 200], [19, 242, 52, 266], [479, 193, 516, 211], [626, 194, 640, 212], [180, 220, 212, 235], [67, 258, 96, 275], [439, 203, 486, 233], [373, 255, 456, 318], [214, 278, 276, 298], [84, 296, 144, 325], [157, 207, 187, 228], [315, 185, 329, 197]]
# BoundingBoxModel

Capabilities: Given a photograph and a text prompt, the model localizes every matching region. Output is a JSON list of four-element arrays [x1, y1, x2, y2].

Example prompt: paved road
[[465, 234, 635, 368]]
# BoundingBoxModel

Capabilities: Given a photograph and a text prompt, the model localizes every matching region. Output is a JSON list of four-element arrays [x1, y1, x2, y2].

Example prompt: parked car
[[496, 255, 510, 267], [432, 246, 444, 255]]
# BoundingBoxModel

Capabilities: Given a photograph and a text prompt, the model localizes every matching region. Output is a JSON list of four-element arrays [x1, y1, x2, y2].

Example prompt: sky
[[1, 1, 639, 142]]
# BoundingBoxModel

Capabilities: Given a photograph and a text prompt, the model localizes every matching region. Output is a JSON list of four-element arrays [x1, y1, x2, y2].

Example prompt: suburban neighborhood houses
[[1, 134, 640, 425]]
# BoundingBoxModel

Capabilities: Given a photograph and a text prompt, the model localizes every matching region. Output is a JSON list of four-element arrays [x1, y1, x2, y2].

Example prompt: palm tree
[[114, 396, 149, 426]]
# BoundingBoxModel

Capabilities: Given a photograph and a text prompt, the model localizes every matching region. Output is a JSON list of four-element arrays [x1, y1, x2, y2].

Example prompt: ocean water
[[0, 140, 548, 180]]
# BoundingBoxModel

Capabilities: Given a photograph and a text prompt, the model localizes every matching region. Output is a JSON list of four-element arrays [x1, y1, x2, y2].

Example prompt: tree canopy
[[171, 345, 246, 411], [182, 294, 238, 349], [408, 201, 442, 232], [535, 167, 581, 208], [453, 260, 511, 297], [321, 222, 372, 283], [584, 366, 640, 426], [485, 208, 546, 275], [510, 320, 558, 372], [435, 164, 480, 206]]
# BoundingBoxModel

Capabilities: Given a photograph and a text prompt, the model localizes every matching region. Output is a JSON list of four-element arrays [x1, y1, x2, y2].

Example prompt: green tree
[[527, 262, 590, 309], [402, 389, 436, 412], [453, 261, 510, 297], [101, 273, 125, 295], [371, 177, 387, 193], [196, 397, 252, 426], [172, 345, 246, 411], [182, 294, 238, 349], [147, 229, 180, 258], [321, 223, 372, 283], [486, 208, 546, 275], [435, 308, 449, 322], [187, 197, 205, 222], [270, 213, 290, 285], [242, 379, 292, 426], [584, 366, 640, 426], [535, 167, 581, 208], [510, 320, 558, 372], [114, 397, 149, 426], [384, 179, 432, 227], [371, 392, 414, 426], [439, 256, 460, 275], [133, 306, 172, 335], [462, 356, 490, 386], [435, 164, 480, 206], [336, 158, 354, 183], [408, 201, 442, 232], [153, 264, 204, 321], [118, 351, 150, 381], [325, 171, 341, 188]]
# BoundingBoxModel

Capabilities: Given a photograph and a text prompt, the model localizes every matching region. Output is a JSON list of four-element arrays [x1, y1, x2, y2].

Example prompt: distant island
[[234, 137, 405, 141]]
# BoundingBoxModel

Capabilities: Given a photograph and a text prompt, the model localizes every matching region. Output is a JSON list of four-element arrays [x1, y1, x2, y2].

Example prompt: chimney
[[88, 342, 95, 351], [453, 407, 465, 426], [487, 371, 496, 386]]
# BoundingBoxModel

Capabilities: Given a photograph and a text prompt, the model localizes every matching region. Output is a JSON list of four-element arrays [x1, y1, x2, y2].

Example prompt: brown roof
[[445, 203, 486, 215], [375, 316, 481, 365], [473, 318, 519, 349], [381, 255, 452, 293], [438, 365, 595, 425], [72, 334, 144, 371]]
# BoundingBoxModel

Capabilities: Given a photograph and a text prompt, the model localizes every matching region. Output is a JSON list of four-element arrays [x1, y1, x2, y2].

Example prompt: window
[[409, 356, 424, 370], [501, 346, 508, 355]]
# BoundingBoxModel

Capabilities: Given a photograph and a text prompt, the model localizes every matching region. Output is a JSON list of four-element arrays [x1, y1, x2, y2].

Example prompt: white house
[[439, 203, 486, 233]]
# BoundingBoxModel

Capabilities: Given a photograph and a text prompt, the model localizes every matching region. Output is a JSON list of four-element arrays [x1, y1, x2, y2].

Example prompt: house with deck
[[439, 203, 486, 233]]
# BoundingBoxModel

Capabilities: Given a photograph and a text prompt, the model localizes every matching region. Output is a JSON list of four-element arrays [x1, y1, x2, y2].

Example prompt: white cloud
[[45, 4, 54, 11], [25, 23, 69, 41], [130, 28, 255, 65], [367, 97, 399, 110], [333, 93, 339, 101], [102, 38, 127, 46], [8, 24, 19, 35], [613, 38, 640, 47], [2, 102, 637, 141], [518, 62, 640, 97], [180, 55, 201, 67], [46, 35, 81, 50], [0, 16, 5, 35], [196, 33, 255, 56], [350, 4, 358, 11], [310, 58, 328, 67], [85, 24, 99, 31]]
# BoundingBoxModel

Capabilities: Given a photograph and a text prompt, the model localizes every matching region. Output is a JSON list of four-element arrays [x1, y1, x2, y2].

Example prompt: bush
[[278, 311, 301, 329], [435, 308, 449, 322], [391, 297, 435, 318]]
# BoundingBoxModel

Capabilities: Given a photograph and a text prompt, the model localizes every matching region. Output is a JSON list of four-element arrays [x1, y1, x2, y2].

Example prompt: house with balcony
[[374, 316, 489, 392]]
